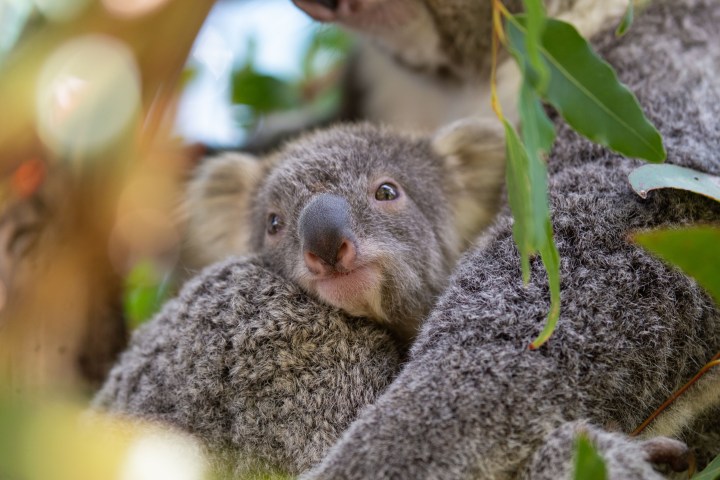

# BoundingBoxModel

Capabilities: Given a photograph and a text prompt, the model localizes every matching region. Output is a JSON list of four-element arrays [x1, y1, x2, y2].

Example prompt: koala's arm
[[302, 1, 720, 479], [522, 422, 689, 480]]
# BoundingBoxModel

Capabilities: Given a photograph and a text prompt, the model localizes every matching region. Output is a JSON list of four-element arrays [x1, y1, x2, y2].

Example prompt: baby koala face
[[250, 125, 459, 341], [183, 122, 505, 342]]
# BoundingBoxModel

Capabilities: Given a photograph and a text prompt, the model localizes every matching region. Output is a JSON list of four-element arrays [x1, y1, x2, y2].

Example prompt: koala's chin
[[300, 265, 385, 321]]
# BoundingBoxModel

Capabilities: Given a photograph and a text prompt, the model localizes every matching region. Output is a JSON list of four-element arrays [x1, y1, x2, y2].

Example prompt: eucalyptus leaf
[[521, 0, 549, 92], [573, 434, 608, 480], [628, 164, 720, 202], [518, 80, 561, 348], [520, 80, 555, 159], [633, 226, 720, 304], [503, 91, 560, 349], [616, 1, 634, 37], [504, 119, 534, 281], [692, 453, 720, 480], [506, 15, 665, 163]]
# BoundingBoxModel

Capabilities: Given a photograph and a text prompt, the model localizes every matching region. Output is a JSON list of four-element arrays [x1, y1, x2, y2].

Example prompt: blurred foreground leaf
[[629, 164, 720, 202], [0, 393, 295, 480], [507, 15, 665, 163], [634, 226, 720, 304], [693, 453, 720, 480], [573, 434, 608, 480], [0, 395, 130, 480]]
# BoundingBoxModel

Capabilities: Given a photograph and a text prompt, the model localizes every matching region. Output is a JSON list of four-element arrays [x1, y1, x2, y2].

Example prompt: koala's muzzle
[[298, 194, 357, 274]]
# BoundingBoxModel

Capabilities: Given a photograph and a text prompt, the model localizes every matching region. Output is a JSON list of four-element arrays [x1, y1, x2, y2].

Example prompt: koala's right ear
[[432, 118, 507, 247], [180, 152, 266, 269]]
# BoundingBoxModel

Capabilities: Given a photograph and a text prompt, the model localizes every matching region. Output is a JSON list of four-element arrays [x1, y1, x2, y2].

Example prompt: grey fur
[[181, 120, 506, 341], [93, 257, 402, 476], [302, 1, 720, 478], [523, 422, 689, 480]]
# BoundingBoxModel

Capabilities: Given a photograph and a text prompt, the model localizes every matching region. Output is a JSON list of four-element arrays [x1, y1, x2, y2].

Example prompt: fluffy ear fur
[[180, 153, 265, 270], [432, 117, 507, 247]]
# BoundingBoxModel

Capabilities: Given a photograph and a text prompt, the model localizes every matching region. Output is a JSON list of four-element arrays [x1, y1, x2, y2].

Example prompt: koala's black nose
[[298, 194, 356, 272]]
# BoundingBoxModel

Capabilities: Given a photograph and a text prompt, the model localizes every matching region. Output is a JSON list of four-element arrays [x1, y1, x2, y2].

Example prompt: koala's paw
[[638, 436, 691, 473], [522, 421, 689, 480]]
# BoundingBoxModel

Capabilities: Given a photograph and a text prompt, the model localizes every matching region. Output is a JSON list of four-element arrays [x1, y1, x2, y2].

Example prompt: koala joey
[[181, 121, 505, 343]]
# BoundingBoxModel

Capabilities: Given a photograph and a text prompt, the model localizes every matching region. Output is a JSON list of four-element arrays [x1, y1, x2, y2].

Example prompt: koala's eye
[[267, 213, 283, 235], [374, 183, 399, 201]]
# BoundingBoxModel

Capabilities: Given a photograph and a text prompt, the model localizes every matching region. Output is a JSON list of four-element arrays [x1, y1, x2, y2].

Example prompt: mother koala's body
[[305, 1, 720, 478]]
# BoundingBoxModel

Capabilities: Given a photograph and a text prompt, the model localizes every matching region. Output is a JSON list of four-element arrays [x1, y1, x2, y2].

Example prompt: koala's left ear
[[432, 117, 507, 247], [179, 152, 266, 270]]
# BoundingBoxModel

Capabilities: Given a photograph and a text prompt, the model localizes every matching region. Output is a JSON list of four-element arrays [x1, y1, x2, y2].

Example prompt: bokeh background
[[0, 1, 349, 477]]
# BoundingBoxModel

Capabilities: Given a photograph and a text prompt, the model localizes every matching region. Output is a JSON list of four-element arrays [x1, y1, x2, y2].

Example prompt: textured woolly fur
[[93, 258, 402, 476], [302, 1, 720, 479]]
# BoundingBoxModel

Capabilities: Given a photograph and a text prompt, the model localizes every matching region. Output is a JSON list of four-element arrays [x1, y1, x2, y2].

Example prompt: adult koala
[[290, 0, 629, 131], [303, 1, 720, 479]]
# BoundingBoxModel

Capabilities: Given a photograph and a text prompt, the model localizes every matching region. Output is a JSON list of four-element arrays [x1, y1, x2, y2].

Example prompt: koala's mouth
[[305, 265, 385, 320]]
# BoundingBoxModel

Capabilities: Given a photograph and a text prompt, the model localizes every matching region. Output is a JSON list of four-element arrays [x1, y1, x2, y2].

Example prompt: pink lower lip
[[312, 265, 379, 305]]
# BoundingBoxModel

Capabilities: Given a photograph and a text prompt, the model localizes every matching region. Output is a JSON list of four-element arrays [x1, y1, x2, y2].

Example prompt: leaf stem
[[631, 355, 720, 436], [491, 0, 507, 120]]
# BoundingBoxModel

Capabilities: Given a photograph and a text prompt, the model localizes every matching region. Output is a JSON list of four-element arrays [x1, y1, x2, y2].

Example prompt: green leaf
[[231, 66, 299, 114], [506, 15, 666, 163], [574, 434, 608, 480], [505, 120, 535, 281], [629, 164, 720, 202], [503, 90, 560, 348], [615, 1, 634, 37], [633, 226, 720, 304], [518, 78, 560, 349], [123, 260, 171, 329], [521, 0, 550, 92], [693, 453, 720, 480], [519, 79, 555, 158]]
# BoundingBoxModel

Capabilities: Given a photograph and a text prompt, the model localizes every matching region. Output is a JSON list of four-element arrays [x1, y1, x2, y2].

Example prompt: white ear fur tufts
[[432, 117, 507, 248], [181, 153, 264, 268], [432, 117, 505, 161]]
